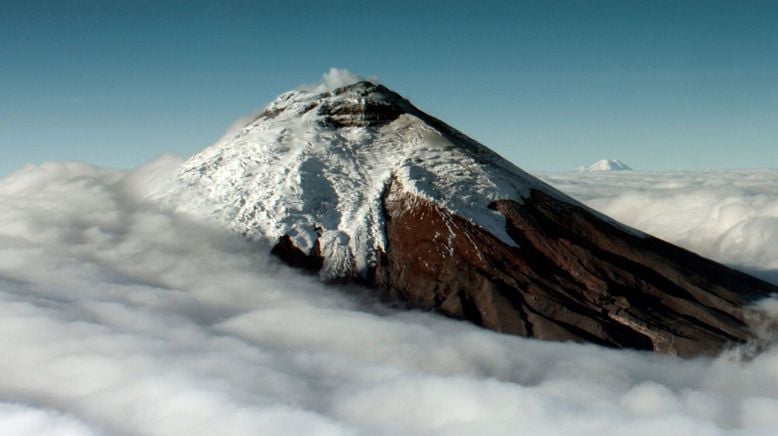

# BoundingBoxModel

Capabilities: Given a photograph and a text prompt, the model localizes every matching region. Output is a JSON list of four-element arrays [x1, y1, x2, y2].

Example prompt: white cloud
[[0, 403, 96, 436], [319, 67, 365, 90], [0, 160, 777, 435], [299, 68, 378, 94]]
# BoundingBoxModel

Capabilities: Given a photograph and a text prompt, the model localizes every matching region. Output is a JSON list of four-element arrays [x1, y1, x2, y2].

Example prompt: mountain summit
[[578, 159, 633, 172], [169, 77, 776, 356]]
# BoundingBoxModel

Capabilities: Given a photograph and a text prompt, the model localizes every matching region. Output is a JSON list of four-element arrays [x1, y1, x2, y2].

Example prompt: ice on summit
[[577, 159, 633, 172]]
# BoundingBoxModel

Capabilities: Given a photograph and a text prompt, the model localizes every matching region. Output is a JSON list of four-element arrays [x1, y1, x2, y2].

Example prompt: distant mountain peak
[[577, 159, 633, 172], [166, 75, 775, 357]]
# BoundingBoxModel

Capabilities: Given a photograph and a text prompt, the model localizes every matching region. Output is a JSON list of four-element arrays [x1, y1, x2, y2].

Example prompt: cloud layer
[[0, 160, 777, 435]]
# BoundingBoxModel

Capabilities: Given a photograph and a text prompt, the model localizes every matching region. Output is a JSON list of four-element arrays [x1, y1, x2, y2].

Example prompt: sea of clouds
[[1, 158, 777, 436]]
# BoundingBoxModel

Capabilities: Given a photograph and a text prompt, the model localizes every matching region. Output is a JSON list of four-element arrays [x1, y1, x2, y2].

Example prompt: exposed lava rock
[[270, 235, 324, 273], [318, 84, 412, 128]]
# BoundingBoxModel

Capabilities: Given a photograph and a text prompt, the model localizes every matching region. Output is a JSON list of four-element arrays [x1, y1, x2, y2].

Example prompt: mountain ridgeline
[[169, 80, 777, 357]]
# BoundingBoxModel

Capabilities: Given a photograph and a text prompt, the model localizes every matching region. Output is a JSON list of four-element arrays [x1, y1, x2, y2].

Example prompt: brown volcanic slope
[[379, 182, 775, 356], [178, 81, 777, 357]]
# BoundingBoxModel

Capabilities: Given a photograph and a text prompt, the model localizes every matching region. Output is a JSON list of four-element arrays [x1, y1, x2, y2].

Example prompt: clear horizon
[[2, 0, 777, 176]]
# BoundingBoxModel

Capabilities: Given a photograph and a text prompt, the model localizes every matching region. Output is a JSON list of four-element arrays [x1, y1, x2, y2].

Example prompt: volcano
[[168, 78, 776, 357], [577, 159, 633, 172]]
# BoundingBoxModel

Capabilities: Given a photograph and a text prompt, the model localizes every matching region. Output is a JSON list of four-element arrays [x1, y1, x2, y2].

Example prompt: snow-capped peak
[[577, 159, 633, 172], [165, 79, 568, 278]]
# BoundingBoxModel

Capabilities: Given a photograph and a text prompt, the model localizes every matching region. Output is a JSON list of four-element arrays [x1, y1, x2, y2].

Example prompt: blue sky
[[1, 0, 776, 175]]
